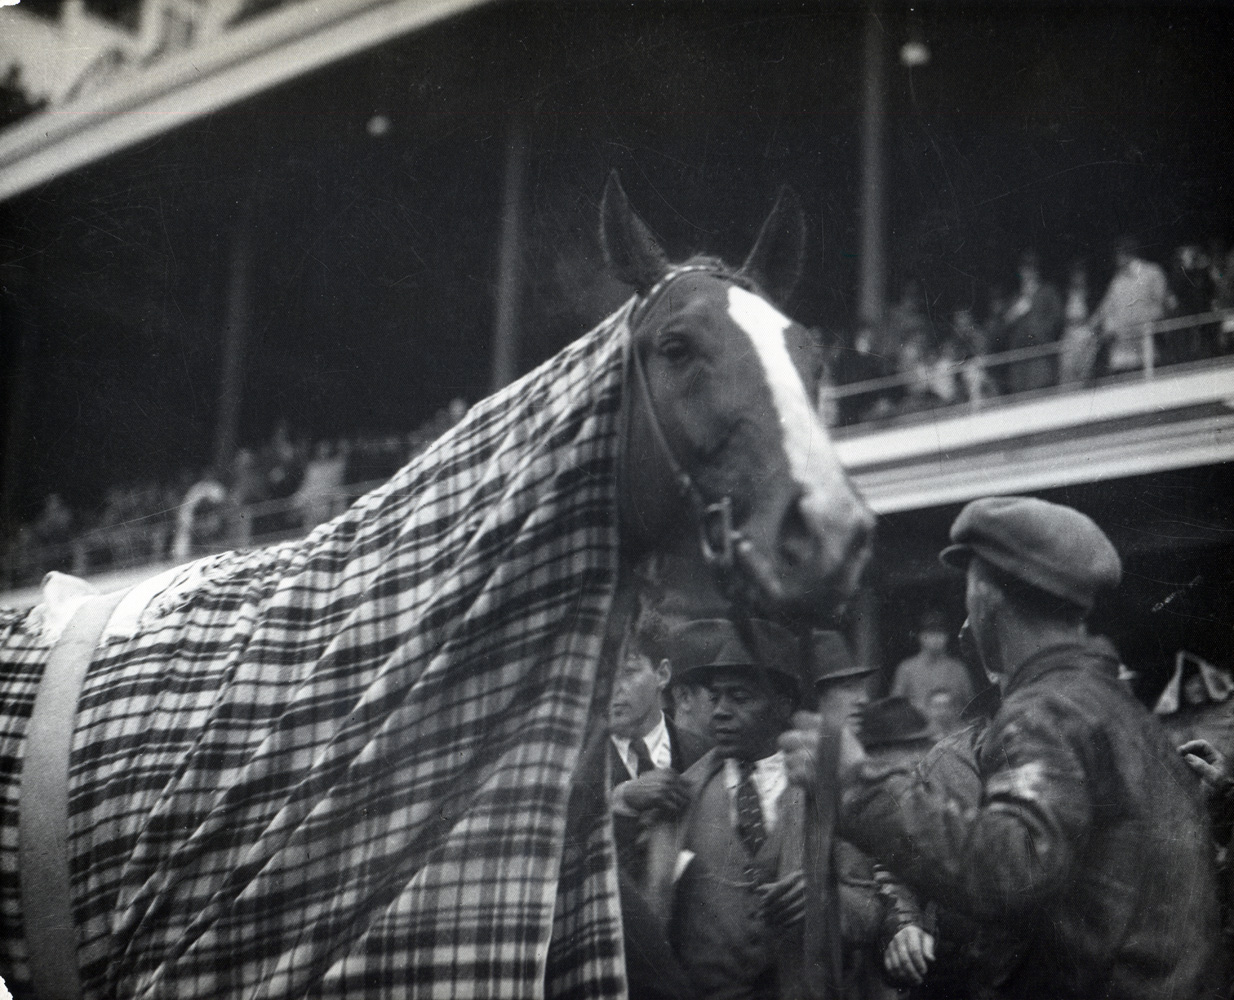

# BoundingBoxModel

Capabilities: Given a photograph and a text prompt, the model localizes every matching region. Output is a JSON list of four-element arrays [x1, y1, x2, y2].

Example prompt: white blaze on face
[[726, 285, 835, 490]]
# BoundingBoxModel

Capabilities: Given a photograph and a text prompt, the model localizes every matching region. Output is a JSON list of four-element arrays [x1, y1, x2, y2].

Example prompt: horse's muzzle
[[728, 484, 875, 621]]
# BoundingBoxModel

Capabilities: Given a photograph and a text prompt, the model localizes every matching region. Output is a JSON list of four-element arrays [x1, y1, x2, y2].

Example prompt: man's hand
[[883, 924, 936, 985], [1180, 739, 1234, 800], [615, 769, 690, 818], [758, 870, 805, 929]]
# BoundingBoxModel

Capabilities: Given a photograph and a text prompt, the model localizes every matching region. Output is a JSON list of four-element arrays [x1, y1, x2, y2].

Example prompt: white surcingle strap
[[20, 588, 127, 1000]]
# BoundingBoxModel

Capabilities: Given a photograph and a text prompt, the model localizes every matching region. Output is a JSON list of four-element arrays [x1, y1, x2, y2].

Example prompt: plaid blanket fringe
[[0, 304, 636, 999]]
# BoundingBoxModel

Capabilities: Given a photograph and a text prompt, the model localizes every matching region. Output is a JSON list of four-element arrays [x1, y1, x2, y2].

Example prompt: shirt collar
[[611, 712, 671, 775], [722, 750, 788, 831]]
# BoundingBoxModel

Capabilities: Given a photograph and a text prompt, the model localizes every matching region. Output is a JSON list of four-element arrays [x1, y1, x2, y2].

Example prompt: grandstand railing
[[0, 480, 386, 592], [3, 309, 1232, 593], [826, 308, 1234, 430]]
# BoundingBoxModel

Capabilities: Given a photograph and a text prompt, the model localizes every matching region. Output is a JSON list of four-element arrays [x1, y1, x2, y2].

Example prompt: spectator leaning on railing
[[1000, 250, 1063, 394], [1089, 237, 1169, 375], [1165, 244, 1216, 364], [1059, 260, 1097, 384]]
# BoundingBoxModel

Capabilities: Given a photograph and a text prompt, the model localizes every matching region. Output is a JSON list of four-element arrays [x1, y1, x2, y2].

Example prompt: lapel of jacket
[[640, 748, 724, 929], [665, 716, 682, 772]]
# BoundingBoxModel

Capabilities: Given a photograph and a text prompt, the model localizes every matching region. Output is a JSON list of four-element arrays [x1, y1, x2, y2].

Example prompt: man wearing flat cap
[[788, 496, 1227, 998], [644, 617, 831, 1000]]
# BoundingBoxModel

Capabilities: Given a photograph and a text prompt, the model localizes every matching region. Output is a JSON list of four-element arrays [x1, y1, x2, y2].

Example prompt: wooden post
[[490, 113, 528, 392], [212, 203, 253, 475], [858, 0, 887, 336]]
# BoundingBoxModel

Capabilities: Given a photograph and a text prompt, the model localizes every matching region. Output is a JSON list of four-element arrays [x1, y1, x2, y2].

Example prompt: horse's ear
[[600, 171, 670, 295], [739, 186, 806, 307]]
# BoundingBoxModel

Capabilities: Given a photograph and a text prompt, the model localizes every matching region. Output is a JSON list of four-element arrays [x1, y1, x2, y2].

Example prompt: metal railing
[[825, 308, 1234, 428], [0, 480, 385, 592], [4, 309, 1233, 593]]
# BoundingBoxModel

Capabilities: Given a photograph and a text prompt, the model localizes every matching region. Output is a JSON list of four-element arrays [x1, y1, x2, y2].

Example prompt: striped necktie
[[734, 759, 767, 857]]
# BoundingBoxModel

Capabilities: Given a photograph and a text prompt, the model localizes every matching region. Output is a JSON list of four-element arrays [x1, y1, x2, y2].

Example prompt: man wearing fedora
[[861, 687, 1024, 999], [647, 617, 830, 1000], [811, 629, 874, 736], [790, 496, 1227, 998], [810, 632, 899, 1000]]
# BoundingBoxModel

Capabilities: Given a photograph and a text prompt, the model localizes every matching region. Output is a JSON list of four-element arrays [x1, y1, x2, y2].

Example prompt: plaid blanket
[[0, 304, 634, 998]]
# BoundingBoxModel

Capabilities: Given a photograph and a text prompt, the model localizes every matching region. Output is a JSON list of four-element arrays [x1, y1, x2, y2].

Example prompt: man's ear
[[655, 657, 673, 692]]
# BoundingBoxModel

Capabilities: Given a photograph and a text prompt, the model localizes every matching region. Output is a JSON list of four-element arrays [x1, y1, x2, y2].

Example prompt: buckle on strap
[[700, 496, 737, 571]]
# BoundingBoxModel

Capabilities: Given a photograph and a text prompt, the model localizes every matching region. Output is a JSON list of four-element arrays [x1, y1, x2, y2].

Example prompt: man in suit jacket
[[608, 615, 712, 1000], [648, 617, 829, 1000], [609, 620, 711, 873]]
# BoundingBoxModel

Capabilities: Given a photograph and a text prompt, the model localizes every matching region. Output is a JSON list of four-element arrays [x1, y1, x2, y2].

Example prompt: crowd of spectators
[[2, 399, 468, 588], [8, 235, 1234, 588], [606, 500, 1233, 999], [825, 235, 1234, 427]]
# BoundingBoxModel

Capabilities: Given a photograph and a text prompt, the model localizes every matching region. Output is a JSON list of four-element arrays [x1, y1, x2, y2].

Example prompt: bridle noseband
[[626, 266, 786, 606]]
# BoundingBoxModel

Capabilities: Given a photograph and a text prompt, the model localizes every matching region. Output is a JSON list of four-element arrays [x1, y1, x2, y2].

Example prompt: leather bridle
[[626, 265, 787, 607]]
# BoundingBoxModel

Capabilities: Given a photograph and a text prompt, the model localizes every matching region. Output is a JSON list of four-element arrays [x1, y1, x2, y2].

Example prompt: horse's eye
[[658, 333, 695, 364]]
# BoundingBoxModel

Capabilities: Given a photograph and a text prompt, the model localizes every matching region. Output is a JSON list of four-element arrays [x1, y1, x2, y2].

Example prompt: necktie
[[630, 737, 655, 776], [734, 759, 767, 857]]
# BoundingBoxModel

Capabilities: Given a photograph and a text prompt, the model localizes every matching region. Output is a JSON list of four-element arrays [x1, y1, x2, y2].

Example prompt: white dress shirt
[[722, 750, 788, 836], [611, 712, 672, 779]]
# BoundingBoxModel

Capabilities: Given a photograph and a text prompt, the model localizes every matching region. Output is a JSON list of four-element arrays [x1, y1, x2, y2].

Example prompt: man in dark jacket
[[811, 496, 1226, 998], [605, 614, 712, 1000], [869, 647, 1020, 999]]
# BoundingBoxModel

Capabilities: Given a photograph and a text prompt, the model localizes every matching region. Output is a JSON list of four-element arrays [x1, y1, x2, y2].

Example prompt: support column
[[858, 0, 887, 335], [212, 203, 253, 475], [490, 112, 527, 392], [850, 585, 885, 692]]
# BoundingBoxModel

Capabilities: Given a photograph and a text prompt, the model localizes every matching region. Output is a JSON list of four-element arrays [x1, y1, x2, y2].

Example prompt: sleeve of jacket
[[839, 690, 1093, 921], [836, 840, 882, 947], [874, 865, 929, 955]]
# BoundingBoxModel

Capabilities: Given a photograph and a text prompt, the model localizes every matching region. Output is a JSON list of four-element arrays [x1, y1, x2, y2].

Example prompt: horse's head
[[603, 174, 874, 623]]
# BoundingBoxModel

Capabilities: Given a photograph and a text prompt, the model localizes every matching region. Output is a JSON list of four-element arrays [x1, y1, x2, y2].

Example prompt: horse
[[0, 173, 873, 1000]]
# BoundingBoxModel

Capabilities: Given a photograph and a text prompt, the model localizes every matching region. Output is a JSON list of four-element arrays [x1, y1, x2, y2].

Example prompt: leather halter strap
[[20, 588, 127, 1000], [627, 267, 785, 603]]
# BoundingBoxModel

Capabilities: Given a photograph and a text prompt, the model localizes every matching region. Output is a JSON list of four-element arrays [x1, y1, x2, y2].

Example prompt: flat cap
[[940, 496, 1121, 610], [666, 618, 801, 694], [809, 630, 874, 687]]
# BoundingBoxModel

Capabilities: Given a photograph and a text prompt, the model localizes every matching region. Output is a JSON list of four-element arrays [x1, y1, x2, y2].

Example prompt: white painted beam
[[0, 0, 494, 203], [834, 360, 1234, 473], [838, 364, 1234, 513]]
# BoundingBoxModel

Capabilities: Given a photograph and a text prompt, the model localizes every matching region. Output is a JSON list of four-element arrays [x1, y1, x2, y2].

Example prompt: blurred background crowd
[[7, 224, 1231, 588], [2, 400, 467, 587], [824, 235, 1234, 426]]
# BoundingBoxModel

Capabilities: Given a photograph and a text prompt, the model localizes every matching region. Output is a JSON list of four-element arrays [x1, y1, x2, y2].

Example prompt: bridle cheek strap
[[628, 322, 740, 576], [627, 271, 785, 605]]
